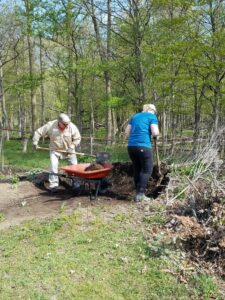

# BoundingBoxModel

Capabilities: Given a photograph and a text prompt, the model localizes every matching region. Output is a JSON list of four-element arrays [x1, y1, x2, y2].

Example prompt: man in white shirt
[[33, 113, 81, 190]]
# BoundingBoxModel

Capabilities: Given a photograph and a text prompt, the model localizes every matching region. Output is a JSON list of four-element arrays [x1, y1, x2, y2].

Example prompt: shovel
[[36, 146, 110, 164], [153, 138, 161, 177]]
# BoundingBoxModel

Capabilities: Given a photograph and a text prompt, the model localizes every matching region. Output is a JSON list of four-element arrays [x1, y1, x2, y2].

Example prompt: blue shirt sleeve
[[150, 115, 158, 125], [128, 117, 133, 125]]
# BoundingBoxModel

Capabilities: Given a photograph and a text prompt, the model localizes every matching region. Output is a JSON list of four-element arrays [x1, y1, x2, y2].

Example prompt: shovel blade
[[95, 152, 111, 164]]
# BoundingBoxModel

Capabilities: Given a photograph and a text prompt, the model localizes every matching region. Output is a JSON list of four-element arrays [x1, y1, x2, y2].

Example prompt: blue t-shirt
[[128, 112, 158, 148]]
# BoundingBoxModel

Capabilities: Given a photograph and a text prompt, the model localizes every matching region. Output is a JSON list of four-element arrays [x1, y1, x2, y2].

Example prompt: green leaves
[[11, 73, 43, 94], [106, 96, 126, 108]]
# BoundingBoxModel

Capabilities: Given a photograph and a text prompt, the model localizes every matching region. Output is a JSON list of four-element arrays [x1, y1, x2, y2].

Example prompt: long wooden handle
[[154, 139, 160, 168], [37, 146, 96, 157]]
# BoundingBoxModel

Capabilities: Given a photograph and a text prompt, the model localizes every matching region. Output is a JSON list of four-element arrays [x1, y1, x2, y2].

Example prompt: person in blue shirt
[[125, 104, 159, 202]]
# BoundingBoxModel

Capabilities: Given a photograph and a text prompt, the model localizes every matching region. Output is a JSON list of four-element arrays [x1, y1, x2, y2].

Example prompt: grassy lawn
[[0, 208, 221, 300], [2, 140, 50, 171]]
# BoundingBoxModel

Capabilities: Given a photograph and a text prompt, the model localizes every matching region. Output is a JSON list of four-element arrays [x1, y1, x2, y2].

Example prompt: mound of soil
[[166, 179, 225, 277], [84, 163, 104, 171], [109, 162, 170, 199]]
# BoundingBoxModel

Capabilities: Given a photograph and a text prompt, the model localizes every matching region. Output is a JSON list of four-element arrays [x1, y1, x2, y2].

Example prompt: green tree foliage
[[0, 0, 225, 143]]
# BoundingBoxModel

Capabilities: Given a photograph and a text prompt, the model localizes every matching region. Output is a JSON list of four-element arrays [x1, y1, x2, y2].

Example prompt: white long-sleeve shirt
[[33, 120, 81, 151]]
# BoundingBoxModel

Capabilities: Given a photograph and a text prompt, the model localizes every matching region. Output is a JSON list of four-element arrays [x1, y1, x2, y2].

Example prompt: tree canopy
[[0, 0, 225, 143]]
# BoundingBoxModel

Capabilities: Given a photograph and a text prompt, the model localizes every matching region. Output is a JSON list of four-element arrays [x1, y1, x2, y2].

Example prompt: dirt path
[[0, 181, 134, 230], [0, 162, 169, 230]]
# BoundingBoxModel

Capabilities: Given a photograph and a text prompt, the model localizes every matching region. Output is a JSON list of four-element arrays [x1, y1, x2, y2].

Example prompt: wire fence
[[0, 127, 224, 172]]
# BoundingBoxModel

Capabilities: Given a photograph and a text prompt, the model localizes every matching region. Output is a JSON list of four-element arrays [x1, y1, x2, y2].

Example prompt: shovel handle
[[36, 146, 96, 157], [154, 138, 160, 168]]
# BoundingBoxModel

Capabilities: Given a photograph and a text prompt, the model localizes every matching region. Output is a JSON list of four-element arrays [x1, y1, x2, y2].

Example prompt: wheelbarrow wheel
[[98, 179, 110, 194], [71, 179, 82, 196]]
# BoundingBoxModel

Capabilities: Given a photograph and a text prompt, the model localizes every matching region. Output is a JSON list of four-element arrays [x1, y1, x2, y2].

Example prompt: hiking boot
[[48, 187, 59, 193], [134, 193, 151, 202]]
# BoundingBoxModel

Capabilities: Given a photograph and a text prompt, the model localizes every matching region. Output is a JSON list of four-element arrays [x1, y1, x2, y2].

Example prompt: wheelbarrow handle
[[36, 146, 96, 157]]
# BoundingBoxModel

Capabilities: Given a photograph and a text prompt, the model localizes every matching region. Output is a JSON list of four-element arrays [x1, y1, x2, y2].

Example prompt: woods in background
[[0, 0, 225, 151]]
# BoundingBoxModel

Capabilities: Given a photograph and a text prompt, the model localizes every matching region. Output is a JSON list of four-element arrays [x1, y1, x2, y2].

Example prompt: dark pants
[[128, 146, 153, 194]]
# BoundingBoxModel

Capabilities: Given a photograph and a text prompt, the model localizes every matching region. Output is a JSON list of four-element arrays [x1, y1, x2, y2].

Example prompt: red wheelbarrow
[[59, 163, 113, 200], [61, 163, 113, 179]]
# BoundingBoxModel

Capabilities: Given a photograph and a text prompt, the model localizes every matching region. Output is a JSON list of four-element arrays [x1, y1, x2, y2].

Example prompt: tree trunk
[[39, 35, 45, 125], [0, 129, 4, 172], [169, 110, 176, 156], [105, 70, 113, 143], [133, 0, 145, 106], [67, 50, 73, 116], [212, 80, 220, 132], [161, 110, 166, 156], [88, 0, 114, 144], [65, 0, 75, 117], [192, 81, 204, 155], [20, 95, 27, 138], [90, 75, 95, 138], [24, 0, 37, 133], [106, 0, 113, 144], [112, 109, 118, 141], [0, 61, 9, 140]]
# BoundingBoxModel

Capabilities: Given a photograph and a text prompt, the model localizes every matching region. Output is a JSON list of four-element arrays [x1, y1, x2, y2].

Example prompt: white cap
[[143, 104, 157, 114], [58, 113, 70, 124]]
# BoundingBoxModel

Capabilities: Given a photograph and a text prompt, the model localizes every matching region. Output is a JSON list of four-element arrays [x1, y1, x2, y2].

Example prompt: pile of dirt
[[101, 162, 170, 199], [166, 178, 225, 277], [84, 163, 104, 171]]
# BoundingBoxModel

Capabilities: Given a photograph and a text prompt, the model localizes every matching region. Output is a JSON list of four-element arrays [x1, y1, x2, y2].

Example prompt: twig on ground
[[185, 176, 201, 197], [208, 169, 225, 196]]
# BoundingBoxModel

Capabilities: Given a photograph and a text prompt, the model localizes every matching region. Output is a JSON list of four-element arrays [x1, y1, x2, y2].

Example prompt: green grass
[[0, 212, 5, 222], [1, 140, 100, 172], [2, 141, 130, 172], [106, 145, 129, 162], [3, 140, 50, 171], [0, 208, 221, 299]]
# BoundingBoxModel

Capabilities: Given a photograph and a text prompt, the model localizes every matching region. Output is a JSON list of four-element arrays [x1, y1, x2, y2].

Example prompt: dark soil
[[84, 163, 104, 171], [108, 162, 170, 199]]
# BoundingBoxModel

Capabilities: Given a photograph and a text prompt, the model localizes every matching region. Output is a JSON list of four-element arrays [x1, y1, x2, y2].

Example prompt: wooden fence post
[[22, 137, 29, 153]]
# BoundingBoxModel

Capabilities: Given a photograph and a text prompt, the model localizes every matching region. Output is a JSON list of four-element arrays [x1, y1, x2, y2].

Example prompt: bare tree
[[39, 35, 45, 125], [23, 0, 37, 133], [0, 3, 20, 140], [83, 0, 115, 143]]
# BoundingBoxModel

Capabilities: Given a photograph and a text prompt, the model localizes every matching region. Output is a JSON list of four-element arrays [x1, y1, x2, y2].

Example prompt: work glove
[[32, 143, 38, 151], [67, 146, 75, 154]]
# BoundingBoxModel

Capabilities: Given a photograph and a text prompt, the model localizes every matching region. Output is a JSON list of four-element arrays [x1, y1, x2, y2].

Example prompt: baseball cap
[[58, 113, 70, 125]]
